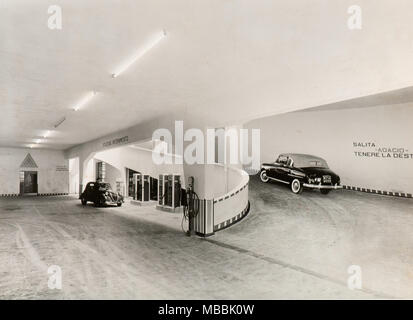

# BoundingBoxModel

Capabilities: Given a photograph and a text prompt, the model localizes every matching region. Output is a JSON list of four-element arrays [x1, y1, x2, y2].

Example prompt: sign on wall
[[353, 142, 413, 159], [56, 165, 68, 171], [102, 136, 129, 148]]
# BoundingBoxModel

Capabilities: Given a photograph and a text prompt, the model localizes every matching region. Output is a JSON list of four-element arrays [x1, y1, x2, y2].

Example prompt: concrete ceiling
[[2, 0, 413, 150], [299, 85, 413, 112], [129, 140, 154, 151]]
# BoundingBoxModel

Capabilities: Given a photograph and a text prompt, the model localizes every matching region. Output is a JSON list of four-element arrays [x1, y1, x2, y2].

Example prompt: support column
[[78, 158, 83, 196], [78, 152, 96, 196]]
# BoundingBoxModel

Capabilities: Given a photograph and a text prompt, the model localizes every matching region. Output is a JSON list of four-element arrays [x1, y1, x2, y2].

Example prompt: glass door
[[127, 168, 139, 197], [20, 171, 38, 194]]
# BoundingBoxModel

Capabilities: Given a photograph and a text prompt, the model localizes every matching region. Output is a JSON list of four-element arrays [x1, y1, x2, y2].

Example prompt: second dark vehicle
[[80, 182, 124, 207], [259, 153, 341, 194]]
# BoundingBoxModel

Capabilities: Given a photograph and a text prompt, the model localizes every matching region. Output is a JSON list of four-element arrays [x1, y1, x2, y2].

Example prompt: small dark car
[[259, 153, 341, 194], [80, 182, 124, 207]]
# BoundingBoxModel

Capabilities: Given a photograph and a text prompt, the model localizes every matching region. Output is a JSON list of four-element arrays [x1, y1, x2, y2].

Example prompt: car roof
[[279, 153, 326, 162]]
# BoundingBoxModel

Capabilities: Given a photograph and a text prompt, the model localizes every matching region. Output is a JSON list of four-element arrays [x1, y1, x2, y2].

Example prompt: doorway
[[19, 171, 38, 195], [126, 168, 140, 197]]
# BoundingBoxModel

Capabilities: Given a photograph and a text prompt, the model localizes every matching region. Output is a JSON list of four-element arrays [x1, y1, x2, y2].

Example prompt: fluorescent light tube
[[111, 30, 166, 78], [73, 91, 98, 111]]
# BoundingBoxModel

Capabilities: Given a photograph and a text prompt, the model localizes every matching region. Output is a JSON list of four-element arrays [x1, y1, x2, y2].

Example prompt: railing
[[194, 165, 250, 236]]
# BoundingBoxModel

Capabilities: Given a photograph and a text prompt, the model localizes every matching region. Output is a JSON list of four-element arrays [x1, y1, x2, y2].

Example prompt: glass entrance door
[[127, 168, 139, 197], [20, 171, 38, 194]]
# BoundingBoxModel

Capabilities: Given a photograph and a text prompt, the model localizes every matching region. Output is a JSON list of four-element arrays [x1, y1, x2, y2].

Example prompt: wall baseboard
[[214, 201, 250, 232], [342, 185, 412, 198], [0, 193, 69, 197]]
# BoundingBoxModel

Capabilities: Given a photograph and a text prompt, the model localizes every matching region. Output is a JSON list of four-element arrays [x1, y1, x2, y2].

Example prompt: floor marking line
[[15, 223, 48, 271], [203, 238, 397, 299]]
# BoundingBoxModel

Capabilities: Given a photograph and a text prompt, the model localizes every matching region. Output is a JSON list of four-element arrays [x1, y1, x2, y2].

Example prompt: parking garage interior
[[1, 1, 413, 300]]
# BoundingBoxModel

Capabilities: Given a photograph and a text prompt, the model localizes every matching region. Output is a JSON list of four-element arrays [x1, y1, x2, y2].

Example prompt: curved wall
[[194, 164, 250, 236], [213, 166, 249, 230]]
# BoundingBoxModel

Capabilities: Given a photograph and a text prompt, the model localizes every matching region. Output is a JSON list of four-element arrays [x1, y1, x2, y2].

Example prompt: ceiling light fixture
[[35, 139, 42, 144], [43, 130, 51, 138], [73, 91, 98, 111], [111, 29, 167, 78]]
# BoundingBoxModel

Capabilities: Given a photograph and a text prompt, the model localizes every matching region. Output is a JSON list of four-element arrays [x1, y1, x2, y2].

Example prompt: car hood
[[103, 190, 123, 198], [300, 167, 339, 179], [262, 162, 277, 167]]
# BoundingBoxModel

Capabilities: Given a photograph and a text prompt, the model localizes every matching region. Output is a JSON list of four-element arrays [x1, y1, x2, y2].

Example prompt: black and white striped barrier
[[38, 193, 69, 196], [0, 193, 69, 197], [194, 179, 250, 237], [194, 199, 215, 237], [214, 201, 250, 232], [342, 185, 412, 198], [213, 182, 249, 204]]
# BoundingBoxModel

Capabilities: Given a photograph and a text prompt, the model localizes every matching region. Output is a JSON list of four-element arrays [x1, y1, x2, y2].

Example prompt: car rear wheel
[[81, 198, 87, 205], [320, 189, 331, 195], [291, 179, 303, 194], [260, 170, 270, 183]]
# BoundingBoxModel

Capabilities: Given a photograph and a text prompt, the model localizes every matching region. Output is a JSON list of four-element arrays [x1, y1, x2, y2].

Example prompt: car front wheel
[[320, 189, 331, 195], [81, 198, 87, 205], [260, 170, 270, 183], [117, 202, 122, 207], [291, 179, 303, 194]]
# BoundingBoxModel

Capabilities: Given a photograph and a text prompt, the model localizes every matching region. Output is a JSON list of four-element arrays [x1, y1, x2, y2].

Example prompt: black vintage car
[[80, 182, 124, 207], [259, 153, 341, 194]]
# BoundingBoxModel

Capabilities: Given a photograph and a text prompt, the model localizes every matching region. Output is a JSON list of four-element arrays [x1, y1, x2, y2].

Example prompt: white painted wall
[[245, 103, 413, 194], [68, 157, 79, 194], [103, 162, 123, 193], [0, 147, 69, 195], [202, 164, 246, 199]]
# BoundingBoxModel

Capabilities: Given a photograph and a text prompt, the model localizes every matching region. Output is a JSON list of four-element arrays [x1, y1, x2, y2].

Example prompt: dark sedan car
[[80, 182, 124, 207], [259, 153, 341, 194]]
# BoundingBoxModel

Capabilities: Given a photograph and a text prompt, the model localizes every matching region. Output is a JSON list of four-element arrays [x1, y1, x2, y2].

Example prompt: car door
[[273, 155, 291, 182], [265, 162, 278, 179], [265, 156, 283, 179]]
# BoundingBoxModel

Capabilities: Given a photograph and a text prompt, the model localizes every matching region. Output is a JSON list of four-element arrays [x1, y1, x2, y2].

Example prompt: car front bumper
[[104, 200, 121, 205], [103, 195, 124, 204], [303, 183, 342, 190]]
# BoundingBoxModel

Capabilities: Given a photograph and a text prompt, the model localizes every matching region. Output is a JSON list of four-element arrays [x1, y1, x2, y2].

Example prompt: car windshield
[[98, 183, 112, 191]]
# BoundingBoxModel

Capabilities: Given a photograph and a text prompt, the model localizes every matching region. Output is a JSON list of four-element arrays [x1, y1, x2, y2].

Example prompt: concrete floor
[[0, 176, 412, 299]]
